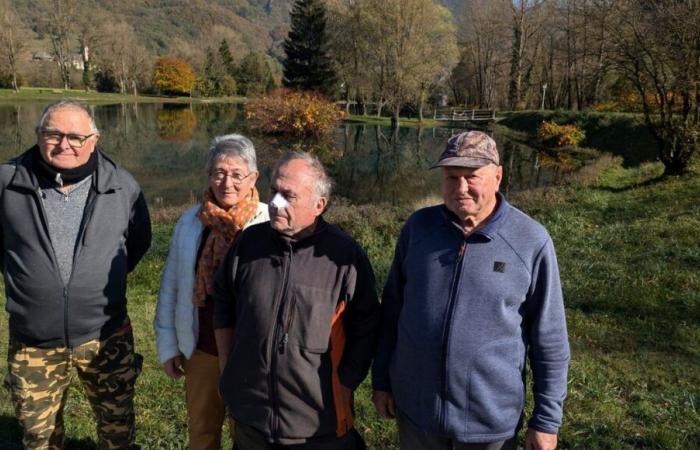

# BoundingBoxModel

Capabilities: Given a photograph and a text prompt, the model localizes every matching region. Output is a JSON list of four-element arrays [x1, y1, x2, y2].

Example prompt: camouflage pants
[[4, 324, 142, 450]]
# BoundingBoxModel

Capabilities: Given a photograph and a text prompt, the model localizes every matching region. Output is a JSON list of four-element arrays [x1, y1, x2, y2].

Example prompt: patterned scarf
[[193, 187, 259, 306]]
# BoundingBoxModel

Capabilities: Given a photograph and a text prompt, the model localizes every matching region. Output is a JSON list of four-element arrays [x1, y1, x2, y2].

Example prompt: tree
[[236, 52, 274, 96], [95, 21, 150, 94], [198, 48, 237, 97], [153, 57, 196, 96], [327, 0, 374, 114], [344, 0, 458, 127], [74, 1, 108, 92], [612, 0, 700, 175], [40, 0, 77, 89], [452, 0, 511, 108], [218, 39, 236, 77], [0, 0, 25, 92], [507, 0, 546, 110], [282, 0, 337, 95]]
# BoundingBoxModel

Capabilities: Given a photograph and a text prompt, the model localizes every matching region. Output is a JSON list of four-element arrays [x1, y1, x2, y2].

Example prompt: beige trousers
[[183, 349, 234, 450]]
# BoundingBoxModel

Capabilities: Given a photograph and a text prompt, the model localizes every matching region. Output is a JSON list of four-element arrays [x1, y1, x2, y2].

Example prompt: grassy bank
[[343, 114, 444, 128], [1, 159, 698, 448], [0, 87, 246, 104], [498, 110, 657, 167]]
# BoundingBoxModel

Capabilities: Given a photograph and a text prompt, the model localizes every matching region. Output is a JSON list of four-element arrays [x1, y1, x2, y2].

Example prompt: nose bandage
[[270, 192, 289, 209]]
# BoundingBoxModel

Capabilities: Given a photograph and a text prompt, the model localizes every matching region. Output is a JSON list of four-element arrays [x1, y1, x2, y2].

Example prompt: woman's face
[[208, 155, 259, 209]]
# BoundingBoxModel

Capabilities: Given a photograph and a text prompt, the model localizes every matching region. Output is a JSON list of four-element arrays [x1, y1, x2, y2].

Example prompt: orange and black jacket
[[212, 218, 380, 445]]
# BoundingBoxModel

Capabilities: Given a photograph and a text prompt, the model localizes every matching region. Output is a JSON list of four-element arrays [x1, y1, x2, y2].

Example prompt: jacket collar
[[272, 216, 329, 249], [9, 145, 121, 193], [441, 192, 510, 241]]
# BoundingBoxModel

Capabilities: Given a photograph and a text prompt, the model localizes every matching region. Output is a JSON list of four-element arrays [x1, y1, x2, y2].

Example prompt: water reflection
[[0, 102, 579, 209]]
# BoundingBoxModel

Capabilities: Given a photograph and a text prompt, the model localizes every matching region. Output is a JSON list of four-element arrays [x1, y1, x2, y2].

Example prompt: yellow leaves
[[152, 57, 196, 96], [538, 121, 586, 148]]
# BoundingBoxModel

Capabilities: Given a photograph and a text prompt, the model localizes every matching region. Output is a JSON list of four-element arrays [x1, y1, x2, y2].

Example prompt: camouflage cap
[[432, 131, 499, 168]]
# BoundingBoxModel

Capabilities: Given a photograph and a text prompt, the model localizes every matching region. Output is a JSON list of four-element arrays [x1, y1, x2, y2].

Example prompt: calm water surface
[[0, 102, 573, 208]]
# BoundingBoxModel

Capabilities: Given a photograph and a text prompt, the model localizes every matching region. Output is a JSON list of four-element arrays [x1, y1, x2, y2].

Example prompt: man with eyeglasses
[[0, 100, 151, 449]]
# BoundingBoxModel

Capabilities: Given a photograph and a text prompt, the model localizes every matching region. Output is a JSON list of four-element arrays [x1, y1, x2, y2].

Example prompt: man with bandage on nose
[[213, 151, 380, 450]]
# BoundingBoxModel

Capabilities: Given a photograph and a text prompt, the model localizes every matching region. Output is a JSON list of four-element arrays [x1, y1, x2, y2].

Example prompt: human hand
[[372, 390, 396, 419], [163, 354, 184, 379], [525, 429, 558, 450]]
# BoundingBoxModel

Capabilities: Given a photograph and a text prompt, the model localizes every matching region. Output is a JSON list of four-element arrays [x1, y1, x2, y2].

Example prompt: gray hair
[[35, 100, 99, 134], [206, 134, 258, 173], [272, 151, 333, 200]]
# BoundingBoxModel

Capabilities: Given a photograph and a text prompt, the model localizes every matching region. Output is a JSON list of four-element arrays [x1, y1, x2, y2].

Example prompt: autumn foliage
[[245, 89, 344, 139], [152, 57, 196, 96], [156, 108, 197, 142], [538, 121, 586, 148]]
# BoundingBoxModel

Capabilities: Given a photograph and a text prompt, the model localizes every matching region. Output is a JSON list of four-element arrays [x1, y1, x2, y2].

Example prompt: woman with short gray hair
[[155, 133, 268, 449]]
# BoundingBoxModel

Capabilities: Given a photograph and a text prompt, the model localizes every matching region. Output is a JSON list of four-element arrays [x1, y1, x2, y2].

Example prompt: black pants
[[235, 422, 365, 450], [397, 410, 517, 450]]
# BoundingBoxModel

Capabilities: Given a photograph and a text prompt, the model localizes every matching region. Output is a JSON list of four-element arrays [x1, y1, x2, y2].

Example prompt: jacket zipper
[[33, 187, 70, 346], [440, 240, 466, 431], [63, 189, 98, 347], [269, 242, 292, 440]]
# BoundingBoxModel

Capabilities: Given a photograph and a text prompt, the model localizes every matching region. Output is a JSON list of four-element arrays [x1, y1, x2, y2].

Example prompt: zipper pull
[[458, 242, 466, 258], [278, 333, 289, 353]]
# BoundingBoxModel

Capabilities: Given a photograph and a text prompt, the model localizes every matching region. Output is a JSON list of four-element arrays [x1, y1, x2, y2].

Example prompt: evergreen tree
[[199, 47, 237, 97], [282, 0, 336, 96], [218, 39, 236, 77]]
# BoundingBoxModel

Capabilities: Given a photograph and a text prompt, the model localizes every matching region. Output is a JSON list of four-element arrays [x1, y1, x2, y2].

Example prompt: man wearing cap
[[372, 131, 569, 450]]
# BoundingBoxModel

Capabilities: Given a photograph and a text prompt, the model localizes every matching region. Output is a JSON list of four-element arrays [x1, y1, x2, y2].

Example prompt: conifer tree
[[282, 0, 336, 96], [218, 39, 236, 77]]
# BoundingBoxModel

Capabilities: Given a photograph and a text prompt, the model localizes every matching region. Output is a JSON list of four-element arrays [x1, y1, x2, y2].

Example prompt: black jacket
[[0, 147, 151, 347], [213, 219, 380, 445]]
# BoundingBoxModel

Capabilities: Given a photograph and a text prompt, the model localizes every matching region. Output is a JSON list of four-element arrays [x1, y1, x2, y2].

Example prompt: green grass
[[498, 110, 657, 167], [0, 87, 246, 105], [343, 114, 444, 128], [1, 159, 699, 448]]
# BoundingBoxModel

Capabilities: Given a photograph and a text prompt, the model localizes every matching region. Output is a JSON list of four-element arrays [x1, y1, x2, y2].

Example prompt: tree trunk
[[391, 104, 400, 128], [376, 99, 384, 118]]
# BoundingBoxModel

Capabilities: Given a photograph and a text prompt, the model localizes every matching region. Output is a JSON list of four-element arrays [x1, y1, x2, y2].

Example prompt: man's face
[[269, 159, 326, 238], [441, 164, 502, 223], [37, 107, 99, 169]]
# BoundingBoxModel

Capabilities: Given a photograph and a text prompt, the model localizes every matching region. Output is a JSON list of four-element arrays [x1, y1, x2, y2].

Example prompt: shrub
[[538, 120, 586, 148], [245, 88, 344, 139]]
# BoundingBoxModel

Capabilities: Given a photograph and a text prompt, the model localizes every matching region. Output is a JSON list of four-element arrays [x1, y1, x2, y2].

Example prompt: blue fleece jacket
[[372, 195, 569, 443]]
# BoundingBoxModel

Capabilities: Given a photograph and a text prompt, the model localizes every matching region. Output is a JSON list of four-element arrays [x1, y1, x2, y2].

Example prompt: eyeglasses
[[40, 130, 97, 148], [210, 170, 254, 185]]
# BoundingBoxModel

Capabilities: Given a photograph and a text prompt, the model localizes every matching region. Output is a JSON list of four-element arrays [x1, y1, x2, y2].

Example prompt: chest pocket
[[287, 284, 337, 353]]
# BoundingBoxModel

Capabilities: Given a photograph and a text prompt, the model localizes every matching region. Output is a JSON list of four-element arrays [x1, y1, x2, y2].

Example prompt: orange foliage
[[244, 89, 345, 139], [156, 108, 197, 142], [538, 121, 586, 148], [152, 57, 196, 96]]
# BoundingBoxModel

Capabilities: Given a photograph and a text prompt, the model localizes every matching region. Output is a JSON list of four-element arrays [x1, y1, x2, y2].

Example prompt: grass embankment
[[343, 113, 444, 128], [0, 87, 246, 104], [498, 110, 657, 167], [1, 159, 698, 448]]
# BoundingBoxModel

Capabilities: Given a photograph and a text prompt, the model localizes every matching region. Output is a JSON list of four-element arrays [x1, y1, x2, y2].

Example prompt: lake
[[0, 102, 576, 208]]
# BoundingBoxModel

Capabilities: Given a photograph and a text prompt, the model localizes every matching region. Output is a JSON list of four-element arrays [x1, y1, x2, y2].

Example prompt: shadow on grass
[[594, 173, 667, 192], [0, 415, 96, 449]]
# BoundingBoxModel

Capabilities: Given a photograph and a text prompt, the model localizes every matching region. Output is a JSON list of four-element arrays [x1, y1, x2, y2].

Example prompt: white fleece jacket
[[154, 202, 269, 363]]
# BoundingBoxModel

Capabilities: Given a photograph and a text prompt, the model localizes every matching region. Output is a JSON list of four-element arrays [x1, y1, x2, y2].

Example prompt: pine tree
[[218, 39, 236, 77], [282, 0, 336, 96]]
